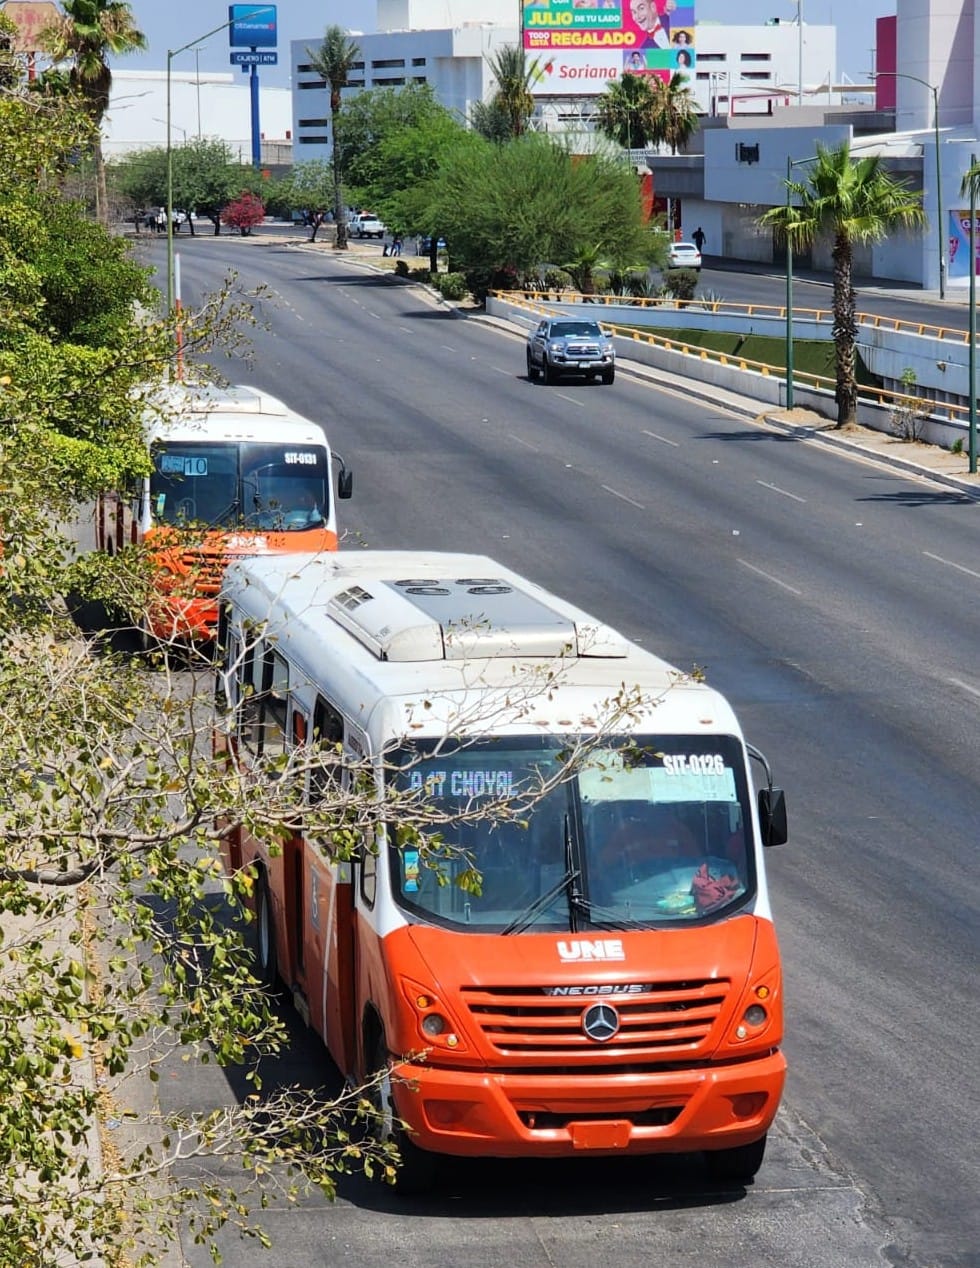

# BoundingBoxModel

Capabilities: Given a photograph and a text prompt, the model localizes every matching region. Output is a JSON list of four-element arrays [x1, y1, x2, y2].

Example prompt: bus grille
[[459, 979, 730, 1059], [178, 550, 227, 596]]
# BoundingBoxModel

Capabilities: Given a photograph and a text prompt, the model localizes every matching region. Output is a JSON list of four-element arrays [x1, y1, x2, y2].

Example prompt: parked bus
[[216, 551, 788, 1192], [96, 383, 352, 643]]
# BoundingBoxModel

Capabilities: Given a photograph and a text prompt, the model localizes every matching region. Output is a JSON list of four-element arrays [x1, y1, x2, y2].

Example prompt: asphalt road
[[134, 234, 979, 1268]]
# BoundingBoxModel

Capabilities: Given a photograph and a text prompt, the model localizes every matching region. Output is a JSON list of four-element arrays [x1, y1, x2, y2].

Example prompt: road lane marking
[[601, 485, 645, 509], [507, 433, 539, 450], [491, 366, 512, 375], [736, 558, 802, 595], [949, 677, 980, 700], [555, 392, 585, 407], [757, 479, 806, 503], [923, 550, 980, 580], [642, 429, 680, 447], [441, 344, 456, 351], [398, 325, 411, 333]]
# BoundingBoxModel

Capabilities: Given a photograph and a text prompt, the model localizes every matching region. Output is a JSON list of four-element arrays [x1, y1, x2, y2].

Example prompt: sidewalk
[[228, 227, 980, 503]]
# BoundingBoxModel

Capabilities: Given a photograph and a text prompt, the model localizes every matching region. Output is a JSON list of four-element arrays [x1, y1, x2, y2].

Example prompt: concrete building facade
[[104, 69, 292, 164]]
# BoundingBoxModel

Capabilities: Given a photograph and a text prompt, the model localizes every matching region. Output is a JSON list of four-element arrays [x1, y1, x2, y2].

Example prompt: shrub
[[665, 267, 699, 302], [890, 367, 930, 442], [221, 191, 265, 236], [433, 272, 468, 301], [543, 268, 569, 295]]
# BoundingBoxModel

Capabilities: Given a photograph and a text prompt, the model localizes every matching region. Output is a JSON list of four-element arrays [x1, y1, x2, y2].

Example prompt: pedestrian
[[391, 234, 403, 258], [692, 225, 706, 252]]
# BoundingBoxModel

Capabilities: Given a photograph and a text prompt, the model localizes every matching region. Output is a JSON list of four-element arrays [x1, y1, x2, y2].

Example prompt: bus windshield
[[150, 440, 329, 531], [388, 735, 756, 932]]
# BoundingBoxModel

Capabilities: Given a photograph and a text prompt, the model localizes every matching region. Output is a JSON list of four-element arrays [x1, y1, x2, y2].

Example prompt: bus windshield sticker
[[580, 756, 737, 805], [284, 451, 318, 465], [403, 849, 420, 892], [160, 453, 208, 477]]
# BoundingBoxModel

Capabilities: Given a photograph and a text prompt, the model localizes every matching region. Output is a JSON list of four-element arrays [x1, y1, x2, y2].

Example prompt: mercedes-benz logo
[[582, 1002, 620, 1042]]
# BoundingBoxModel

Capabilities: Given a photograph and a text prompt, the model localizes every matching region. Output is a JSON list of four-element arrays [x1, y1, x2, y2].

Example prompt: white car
[[667, 241, 702, 271]]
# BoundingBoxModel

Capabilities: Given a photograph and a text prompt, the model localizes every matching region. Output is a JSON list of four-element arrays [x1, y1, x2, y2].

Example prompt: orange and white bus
[[216, 551, 788, 1192], [96, 383, 352, 642]]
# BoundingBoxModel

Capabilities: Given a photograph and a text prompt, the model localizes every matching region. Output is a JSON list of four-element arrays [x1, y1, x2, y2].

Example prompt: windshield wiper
[[569, 894, 661, 932], [501, 814, 584, 936], [500, 865, 580, 936]]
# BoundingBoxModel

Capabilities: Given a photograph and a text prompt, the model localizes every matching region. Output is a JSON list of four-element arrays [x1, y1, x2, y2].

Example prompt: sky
[[116, 0, 896, 92]]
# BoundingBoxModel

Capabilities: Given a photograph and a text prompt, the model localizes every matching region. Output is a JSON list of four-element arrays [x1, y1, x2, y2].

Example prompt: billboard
[[227, 4, 277, 49], [948, 211, 980, 283], [522, 0, 696, 96]]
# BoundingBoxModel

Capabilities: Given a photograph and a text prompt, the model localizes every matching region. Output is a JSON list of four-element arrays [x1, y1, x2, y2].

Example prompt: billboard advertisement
[[948, 211, 980, 283], [522, 0, 696, 96], [227, 4, 277, 49]]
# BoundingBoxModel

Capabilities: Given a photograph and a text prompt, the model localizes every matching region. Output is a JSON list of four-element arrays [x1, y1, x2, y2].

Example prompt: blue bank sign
[[228, 4, 277, 48]]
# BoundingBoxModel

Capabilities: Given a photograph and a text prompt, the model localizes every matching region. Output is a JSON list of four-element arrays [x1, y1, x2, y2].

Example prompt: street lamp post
[[166, 7, 273, 315], [785, 155, 795, 407], [875, 71, 945, 299], [969, 154, 977, 474]]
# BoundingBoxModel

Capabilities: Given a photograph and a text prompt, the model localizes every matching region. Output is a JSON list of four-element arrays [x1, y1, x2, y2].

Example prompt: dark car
[[526, 318, 616, 385]]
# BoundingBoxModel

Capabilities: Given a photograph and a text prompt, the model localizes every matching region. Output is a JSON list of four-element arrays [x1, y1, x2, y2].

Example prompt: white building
[[293, 6, 836, 161], [104, 69, 292, 165]]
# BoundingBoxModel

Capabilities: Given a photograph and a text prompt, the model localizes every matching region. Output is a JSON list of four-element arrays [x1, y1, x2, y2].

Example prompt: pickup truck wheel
[[601, 366, 615, 385], [704, 1134, 767, 1184], [526, 350, 540, 381], [543, 357, 556, 385]]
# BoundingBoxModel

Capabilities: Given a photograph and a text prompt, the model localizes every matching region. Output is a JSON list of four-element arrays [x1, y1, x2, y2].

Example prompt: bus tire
[[704, 1133, 767, 1184], [252, 869, 280, 993], [370, 1034, 438, 1195]]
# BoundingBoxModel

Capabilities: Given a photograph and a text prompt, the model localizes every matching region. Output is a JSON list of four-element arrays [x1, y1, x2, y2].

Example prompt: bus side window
[[310, 696, 344, 799], [260, 649, 289, 760], [361, 833, 377, 908]]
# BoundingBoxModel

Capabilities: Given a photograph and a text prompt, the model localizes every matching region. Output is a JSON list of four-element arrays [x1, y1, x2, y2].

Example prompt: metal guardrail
[[497, 289, 973, 345], [495, 291, 970, 423]]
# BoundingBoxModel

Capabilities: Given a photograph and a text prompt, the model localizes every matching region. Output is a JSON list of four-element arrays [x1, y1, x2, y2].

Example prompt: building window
[[373, 77, 406, 86], [741, 53, 772, 62], [299, 135, 330, 145], [371, 58, 405, 69], [740, 72, 773, 80], [412, 57, 425, 66], [298, 80, 326, 90], [413, 76, 427, 83], [697, 53, 727, 62], [298, 118, 329, 127], [696, 72, 711, 80]]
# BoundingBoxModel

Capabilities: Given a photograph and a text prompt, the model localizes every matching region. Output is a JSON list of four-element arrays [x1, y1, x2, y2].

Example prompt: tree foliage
[[109, 138, 259, 235], [416, 133, 660, 297], [481, 44, 538, 139], [305, 25, 361, 249], [648, 71, 700, 154], [596, 73, 659, 150], [760, 141, 924, 426], [38, 0, 146, 223], [223, 191, 266, 235]]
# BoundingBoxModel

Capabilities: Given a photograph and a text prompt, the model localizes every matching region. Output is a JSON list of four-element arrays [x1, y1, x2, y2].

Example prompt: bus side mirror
[[758, 788, 787, 847], [337, 468, 353, 499]]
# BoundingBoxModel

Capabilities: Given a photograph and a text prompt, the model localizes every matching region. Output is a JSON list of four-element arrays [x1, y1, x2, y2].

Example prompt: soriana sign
[[522, 0, 696, 96], [4, 1, 60, 53]]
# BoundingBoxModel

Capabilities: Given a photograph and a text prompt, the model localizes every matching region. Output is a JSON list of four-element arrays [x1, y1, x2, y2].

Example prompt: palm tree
[[484, 45, 538, 139], [39, 0, 146, 225], [648, 72, 699, 155], [761, 141, 925, 427], [596, 73, 657, 152], [306, 25, 361, 250]]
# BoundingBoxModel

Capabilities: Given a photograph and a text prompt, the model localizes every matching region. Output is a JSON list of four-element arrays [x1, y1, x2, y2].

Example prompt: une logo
[[557, 938, 625, 962]]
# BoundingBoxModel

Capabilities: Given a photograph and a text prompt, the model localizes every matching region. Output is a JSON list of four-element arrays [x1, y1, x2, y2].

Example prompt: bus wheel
[[704, 1134, 767, 1184], [253, 870, 279, 993], [370, 1035, 438, 1195]]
